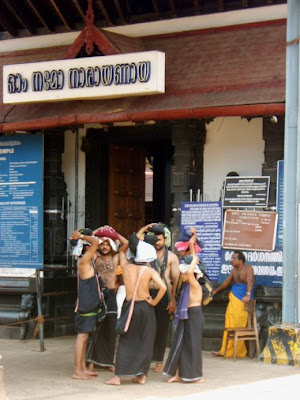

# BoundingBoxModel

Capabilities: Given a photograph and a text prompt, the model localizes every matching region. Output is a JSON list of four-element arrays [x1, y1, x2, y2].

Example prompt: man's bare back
[[120, 252, 166, 306]]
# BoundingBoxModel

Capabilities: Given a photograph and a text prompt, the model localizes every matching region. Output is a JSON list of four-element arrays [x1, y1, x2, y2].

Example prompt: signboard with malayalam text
[[219, 249, 282, 287], [3, 51, 165, 104], [0, 135, 43, 270], [223, 176, 270, 208]]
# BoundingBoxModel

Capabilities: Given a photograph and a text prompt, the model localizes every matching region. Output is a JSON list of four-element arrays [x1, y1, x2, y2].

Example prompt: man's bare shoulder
[[167, 250, 178, 261]]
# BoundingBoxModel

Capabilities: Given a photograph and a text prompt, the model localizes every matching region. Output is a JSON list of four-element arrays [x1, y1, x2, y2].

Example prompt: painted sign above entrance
[[3, 51, 165, 104]]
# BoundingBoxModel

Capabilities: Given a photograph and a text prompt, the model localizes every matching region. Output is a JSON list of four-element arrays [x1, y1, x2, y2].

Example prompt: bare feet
[[211, 351, 223, 357], [87, 363, 94, 372], [108, 366, 115, 373], [154, 363, 163, 372], [131, 375, 146, 384], [191, 378, 205, 384], [167, 375, 181, 383], [72, 372, 94, 380], [83, 369, 98, 377], [105, 376, 121, 385]]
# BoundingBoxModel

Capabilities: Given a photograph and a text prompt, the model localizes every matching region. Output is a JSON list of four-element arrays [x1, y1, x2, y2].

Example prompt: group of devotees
[[70, 222, 255, 385]]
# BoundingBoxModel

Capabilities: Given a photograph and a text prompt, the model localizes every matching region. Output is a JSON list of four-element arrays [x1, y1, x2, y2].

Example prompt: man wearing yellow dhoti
[[211, 250, 255, 358]]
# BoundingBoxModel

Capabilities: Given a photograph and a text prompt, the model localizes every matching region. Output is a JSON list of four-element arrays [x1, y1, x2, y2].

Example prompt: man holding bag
[[106, 234, 166, 386]]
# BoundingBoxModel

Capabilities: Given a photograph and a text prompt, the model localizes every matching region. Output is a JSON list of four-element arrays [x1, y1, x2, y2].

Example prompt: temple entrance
[[84, 125, 173, 236]]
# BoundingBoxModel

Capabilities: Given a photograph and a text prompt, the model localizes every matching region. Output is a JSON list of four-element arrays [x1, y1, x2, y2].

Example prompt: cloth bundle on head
[[179, 259, 203, 279], [72, 239, 91, 257], [127, 233, 157, 263], [94, 226, 119, 241], [175, 229, 204, 254], [143, 234, 159, 246], [70, 228, 94, 257], [70, 228, 93, 247], [94, 226, 119, 252], [147, 223, 171, 248]]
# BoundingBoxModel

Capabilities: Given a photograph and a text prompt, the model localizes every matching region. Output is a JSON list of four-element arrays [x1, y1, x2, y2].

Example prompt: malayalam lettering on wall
[[180, 202, 222, 282], [0, 135, 43, 270], [219, 249, 282, 287]]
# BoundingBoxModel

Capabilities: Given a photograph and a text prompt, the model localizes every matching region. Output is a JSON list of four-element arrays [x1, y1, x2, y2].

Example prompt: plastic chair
[[224, 299, 260, 361]]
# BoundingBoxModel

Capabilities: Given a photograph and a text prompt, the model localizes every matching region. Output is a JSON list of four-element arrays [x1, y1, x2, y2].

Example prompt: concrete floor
[[0, 336, 300, 400]]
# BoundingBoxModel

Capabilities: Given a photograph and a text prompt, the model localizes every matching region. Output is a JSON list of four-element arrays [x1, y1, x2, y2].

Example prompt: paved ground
[[0, 336, 300, 400]]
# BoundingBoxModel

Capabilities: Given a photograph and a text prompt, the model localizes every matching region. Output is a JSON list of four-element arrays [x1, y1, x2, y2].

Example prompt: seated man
[[211, 250, 255, 358]]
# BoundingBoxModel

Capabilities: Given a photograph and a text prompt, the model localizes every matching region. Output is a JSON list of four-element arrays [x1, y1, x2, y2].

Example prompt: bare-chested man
[[106, 237, 166, 386], [212, 250, 255, 358], [70, 230, 102, 380], [138, 223, 180, 372], [86, 226, 128, 372], [163, 254, 204, 384]]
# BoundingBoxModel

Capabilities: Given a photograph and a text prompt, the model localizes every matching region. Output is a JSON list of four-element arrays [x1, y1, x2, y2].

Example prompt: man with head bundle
[[70, 229, 103, 380], [138, 223, 180, 372], [106, 235, 167, 385], [86, 225, 128, 372], [212, 250, 255, 358], [163, 253, 204, 384]]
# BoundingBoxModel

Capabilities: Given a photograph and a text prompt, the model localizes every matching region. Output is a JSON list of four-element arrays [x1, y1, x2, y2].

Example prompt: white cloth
[[126, 240, 157, 263], [97, 237, 118, 252], [116, 285, 126, 318], [179, 261, 203, 278], [72, 239, 91, 257]]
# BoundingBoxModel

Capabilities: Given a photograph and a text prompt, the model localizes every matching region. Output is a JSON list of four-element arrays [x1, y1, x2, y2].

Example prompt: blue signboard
[[0, 135, 43, 269], [219, 249, 282, 287], [275, 160, 284, 250], [180, 202, 222, 282]]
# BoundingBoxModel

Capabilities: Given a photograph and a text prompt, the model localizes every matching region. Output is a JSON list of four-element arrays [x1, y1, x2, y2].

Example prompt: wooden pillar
[[170, 120, 206, 233]]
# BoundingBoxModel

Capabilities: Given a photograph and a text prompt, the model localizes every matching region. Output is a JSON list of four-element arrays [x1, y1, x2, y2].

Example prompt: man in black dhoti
[[163, 253, 205, 384], [106, 236, 166, 385], [136, 223, 180, 372]]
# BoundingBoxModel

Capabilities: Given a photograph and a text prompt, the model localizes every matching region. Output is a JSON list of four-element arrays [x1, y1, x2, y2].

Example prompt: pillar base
[[259, 323, 300, 366]]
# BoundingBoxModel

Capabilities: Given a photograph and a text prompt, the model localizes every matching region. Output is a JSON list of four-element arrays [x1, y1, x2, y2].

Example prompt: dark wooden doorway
[[85, 126, 172, 236], [108, 144, 145, 237]]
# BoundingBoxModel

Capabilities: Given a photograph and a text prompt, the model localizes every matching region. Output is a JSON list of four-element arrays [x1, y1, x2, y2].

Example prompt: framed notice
[[222, 210, 278, 252], [223, 176, 270, 208], [180, 202, 222, 282], [0, 134, 43, 270]]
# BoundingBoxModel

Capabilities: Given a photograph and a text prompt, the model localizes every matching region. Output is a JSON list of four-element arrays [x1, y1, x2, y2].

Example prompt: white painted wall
[[203, 117, 264, 201], [62, 128, 86, 242]]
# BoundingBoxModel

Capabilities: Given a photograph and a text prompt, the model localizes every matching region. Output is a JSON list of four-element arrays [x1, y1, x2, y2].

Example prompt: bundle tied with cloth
[[175, 230, 213, 306], [70, 228, 107, 324], [94, 226, 120, 252], [145, 222, 171, 248], [116, 234, 157, 335], [71, 228, 94, 258]]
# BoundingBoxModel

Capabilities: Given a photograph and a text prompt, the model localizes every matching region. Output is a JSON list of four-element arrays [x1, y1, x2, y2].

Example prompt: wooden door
[[108, 144, 145, 238]]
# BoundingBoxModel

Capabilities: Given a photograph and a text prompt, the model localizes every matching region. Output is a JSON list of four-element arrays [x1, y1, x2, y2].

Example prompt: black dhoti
[[86, 289, 117, 368], [163, 306, 204, 382], [150, 289, 170, 363], [115, 300, 156, 377]]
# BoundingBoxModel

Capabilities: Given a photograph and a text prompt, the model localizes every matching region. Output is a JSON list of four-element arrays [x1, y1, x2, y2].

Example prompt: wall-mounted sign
[[222, 210, 278, 252], [3, 51, 165, 104], [180, 201, 222, 282], [0, 135, 43, 270], [223, 176, 270, 208], [219, 249, 282, 287]]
